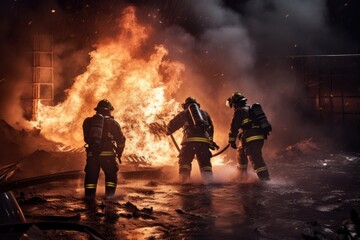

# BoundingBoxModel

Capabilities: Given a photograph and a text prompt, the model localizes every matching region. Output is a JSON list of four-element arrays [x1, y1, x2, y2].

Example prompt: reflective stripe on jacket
[[229, 104, 265, 143], [166, 107, 214, 145], [183, 137, 212, 144], [83, 115, 126, 157], [87, 150, 116, 157]]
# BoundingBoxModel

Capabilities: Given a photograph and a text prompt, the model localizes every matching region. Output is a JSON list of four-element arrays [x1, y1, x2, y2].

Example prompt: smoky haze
[[151, 0, 352, 155], [0, 0, 357, 160]]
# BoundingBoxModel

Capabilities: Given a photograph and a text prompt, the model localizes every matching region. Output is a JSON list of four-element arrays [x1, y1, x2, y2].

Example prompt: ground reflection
[[14, 153, 360, 239]]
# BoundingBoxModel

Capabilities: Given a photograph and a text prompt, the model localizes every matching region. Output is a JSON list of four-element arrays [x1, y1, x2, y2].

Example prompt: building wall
[[293, 55, 360, 125], [292, 55, 360, 150]]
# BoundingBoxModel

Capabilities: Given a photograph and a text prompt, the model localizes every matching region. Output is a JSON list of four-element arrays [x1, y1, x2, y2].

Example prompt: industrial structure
[[292, 54, 360, 124], [22, 34, 54, 121]]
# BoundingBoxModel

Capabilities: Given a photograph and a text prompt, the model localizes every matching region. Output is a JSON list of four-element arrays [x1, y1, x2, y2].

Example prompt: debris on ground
[[145, 181, 158, 187], [17, 195, 47, 205], [336, 209, 360, 239], [124, 201, 156, 220], [276, 137, 321, 160], [29, 213, 81, 221]]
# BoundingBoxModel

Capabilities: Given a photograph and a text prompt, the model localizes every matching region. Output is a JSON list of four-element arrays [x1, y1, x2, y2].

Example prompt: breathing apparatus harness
[[85, 99, 122, 163], [165, 98, 229, 157], [226, 92, 272, 136]]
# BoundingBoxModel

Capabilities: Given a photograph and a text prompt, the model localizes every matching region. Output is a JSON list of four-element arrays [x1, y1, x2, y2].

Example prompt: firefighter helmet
[[94, 99, 114, 112], [226, 92, 247, 108], [182, 97, 198, 109]]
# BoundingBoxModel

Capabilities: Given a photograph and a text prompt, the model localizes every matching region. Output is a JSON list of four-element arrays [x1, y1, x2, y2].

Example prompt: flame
[[33, 7, 185, 165]]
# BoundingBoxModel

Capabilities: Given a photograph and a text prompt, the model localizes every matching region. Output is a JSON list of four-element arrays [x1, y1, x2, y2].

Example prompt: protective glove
[[229, 141, 237, 149], [209, 141, 220, 150]]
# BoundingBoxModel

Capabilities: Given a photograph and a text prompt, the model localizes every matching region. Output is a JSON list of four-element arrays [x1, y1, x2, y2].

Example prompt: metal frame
[[291, 54, 360, 124], [32, 34, 54, 121]]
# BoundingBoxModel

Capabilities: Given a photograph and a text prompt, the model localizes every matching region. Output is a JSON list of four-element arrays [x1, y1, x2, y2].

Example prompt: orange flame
[[33, 7, 185, 165]]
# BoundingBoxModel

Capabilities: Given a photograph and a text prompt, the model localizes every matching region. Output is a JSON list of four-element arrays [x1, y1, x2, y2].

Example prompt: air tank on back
[[250, 103, 272, 133], [188, 103, 206, 127], [89, 113, 104, 156]]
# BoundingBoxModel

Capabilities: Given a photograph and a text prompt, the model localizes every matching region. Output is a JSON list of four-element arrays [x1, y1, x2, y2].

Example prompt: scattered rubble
[[276, 137, 322, 160], [124, 201, 155, 220], [145, 181, 158, 187]]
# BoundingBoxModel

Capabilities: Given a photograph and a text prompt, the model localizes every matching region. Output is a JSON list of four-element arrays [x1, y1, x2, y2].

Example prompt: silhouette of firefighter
[[83, 99, 126, 198], [226, 92, 272, 181], [166, 97, 219, 183]]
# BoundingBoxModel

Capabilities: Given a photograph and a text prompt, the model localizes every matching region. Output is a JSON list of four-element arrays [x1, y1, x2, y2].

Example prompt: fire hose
[[168, 133, 229, 157], [211, 143, 230, 157], [169, 133, 181, 152], [163, 122, 229, 157]]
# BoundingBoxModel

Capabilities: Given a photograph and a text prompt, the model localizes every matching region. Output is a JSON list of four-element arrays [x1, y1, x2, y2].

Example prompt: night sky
[[0, 0, 359, 128]]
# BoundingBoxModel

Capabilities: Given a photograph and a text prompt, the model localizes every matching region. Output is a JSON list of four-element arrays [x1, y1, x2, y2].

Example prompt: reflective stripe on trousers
[[245, 135, 265, 143], [179, 164, 191, 170], [85, 183, 97, 189], [255, 166, 267, 173], [200, 166, 212, 172], [105, 182, 116, 188]]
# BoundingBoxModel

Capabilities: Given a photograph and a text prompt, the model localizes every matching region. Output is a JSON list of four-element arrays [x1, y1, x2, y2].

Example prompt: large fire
[[32, 7, 185, 165]]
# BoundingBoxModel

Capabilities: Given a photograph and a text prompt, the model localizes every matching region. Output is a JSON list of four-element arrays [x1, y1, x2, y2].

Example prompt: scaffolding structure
[[31, 34, 54, 121], [292, 54, 360, 125]]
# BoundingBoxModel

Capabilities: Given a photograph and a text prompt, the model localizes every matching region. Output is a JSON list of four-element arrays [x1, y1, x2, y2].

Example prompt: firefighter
[[83, 99, 126, 199], [166, 97, 219, 183], [226, 92, 271, 181]]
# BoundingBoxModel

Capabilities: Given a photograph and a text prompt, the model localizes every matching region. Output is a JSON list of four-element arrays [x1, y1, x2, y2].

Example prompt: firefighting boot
[[179, 171, 191, 184], [84, 197, 96, 212], [240, 169, 248, 181], [105, 182, 117, 199], [105, 187, 116, 199], [85, 188, 96, 200], [179, 164, 191, 184], [201, 171, 213, 184], [237, 164, 248, 181], [257, 170, 270, 181]]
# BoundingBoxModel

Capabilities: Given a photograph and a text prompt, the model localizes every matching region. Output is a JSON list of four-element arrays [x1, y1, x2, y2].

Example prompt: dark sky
[[1, 0, 359, 57], [0, 0, 358, 79], [1, 0, 359, 92], [0, 0, 359, 131]]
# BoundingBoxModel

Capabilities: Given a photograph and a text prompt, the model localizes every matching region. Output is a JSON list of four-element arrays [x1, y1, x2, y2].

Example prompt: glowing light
[[32, 7, 185, 166]]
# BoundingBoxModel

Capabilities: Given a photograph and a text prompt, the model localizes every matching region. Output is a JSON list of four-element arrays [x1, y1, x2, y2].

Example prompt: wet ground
[[15, 152, 360, 239]]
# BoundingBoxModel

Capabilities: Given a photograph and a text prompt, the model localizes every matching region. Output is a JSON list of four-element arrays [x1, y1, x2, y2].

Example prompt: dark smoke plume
[[148, 0, 354, 153], [0, 0, 358, 157]]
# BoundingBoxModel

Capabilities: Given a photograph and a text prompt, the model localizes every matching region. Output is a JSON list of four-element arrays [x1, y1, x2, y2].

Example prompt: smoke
[[146, 0, 356, 157], [235, 0, 348, 150], [0, 0, 357, 158], [245, 0, 330, 55], [148, 0, 258, 151], [169, 0, 353, 150]]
